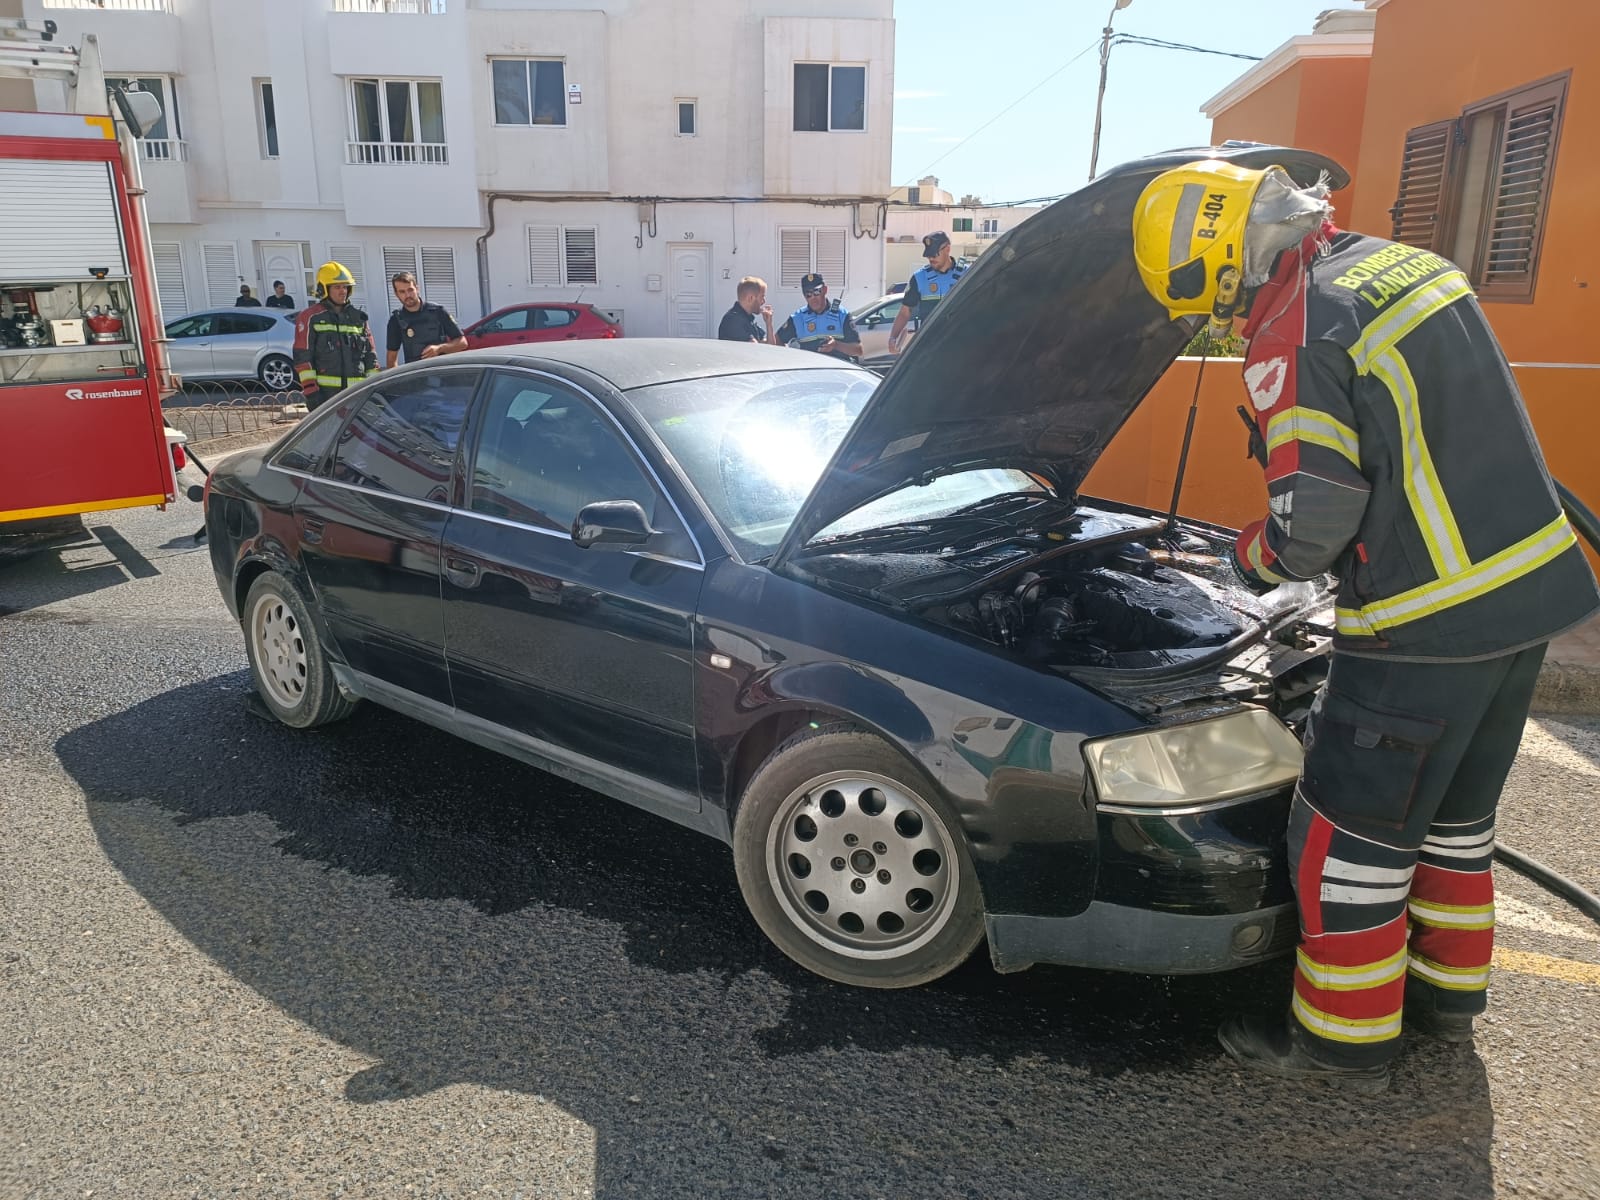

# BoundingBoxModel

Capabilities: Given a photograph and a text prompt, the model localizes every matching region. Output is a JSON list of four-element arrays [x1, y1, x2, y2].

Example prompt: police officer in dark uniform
[[888, 230, 968, 354], [385, 271, 467, 367], [775, 273, 862, 362]]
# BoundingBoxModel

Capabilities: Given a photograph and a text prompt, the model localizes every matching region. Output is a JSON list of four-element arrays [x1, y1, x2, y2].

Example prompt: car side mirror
[[571, 500, 655, 550]]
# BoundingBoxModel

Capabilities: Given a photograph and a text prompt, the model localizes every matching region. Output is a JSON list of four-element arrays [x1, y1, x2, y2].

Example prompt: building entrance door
[[667, 243, 711, 338]]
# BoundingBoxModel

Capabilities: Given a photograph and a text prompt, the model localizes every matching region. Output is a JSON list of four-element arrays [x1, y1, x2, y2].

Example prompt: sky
[[890, 0, 1368, 204]]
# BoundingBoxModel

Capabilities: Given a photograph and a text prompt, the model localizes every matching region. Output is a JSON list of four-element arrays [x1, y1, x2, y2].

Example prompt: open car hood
[[772, 144, 1348, 565]]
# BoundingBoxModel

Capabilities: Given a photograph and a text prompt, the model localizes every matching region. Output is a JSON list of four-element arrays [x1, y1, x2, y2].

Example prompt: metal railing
[[163, 383, 305, 443], [331, 0, 446, 12], [345, 140, 449, 165], [41, 0, 172, 10], [139, 138, 188, 162]]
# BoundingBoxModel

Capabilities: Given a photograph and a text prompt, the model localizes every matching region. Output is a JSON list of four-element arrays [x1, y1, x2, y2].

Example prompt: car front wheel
[[242, 570, 357, 728], [258, 353, 295, 392], [733, 726, 984, 988]]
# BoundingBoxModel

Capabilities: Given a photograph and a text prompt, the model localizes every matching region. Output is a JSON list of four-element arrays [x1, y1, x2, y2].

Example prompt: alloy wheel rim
[[765, 770, 960, 961], [251, 592, 308, 709], [262, 359, 294, 390]]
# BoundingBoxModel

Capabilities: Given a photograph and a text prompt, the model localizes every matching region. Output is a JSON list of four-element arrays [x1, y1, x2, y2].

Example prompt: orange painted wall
[[1348, 0, 1600, 360], [1082, 359, 1600, 574], [1208, 55, 1370, 236]]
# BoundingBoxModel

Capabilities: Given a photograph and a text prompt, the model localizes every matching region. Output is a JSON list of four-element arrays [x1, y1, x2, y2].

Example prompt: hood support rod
[[1163, 332, 1212, 532]]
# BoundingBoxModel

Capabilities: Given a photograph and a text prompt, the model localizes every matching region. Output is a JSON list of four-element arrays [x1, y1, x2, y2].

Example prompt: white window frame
[[346, 77, 448, 164], [675, 97, 697, 137], [105, 74, 184, 160], [977, 217, 1001, 240], [254, 78, 279, 160], [526, 225, 599, 287], [491, 57, 568, 128], [792, 62, 867, 134], [777, 227, 847, 290]]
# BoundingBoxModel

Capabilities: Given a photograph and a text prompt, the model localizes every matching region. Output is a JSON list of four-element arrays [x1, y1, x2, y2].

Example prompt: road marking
[[1494, 946, 1600, 986], [1496, 893, 1600, 943]]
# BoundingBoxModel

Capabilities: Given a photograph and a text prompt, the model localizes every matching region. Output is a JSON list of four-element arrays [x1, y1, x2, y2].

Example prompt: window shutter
[[814, 228, 846, 289], [327, 242, 368, 311], [201, 242, 240, 307], [563, 228, 598, 285], [420, 246, 458, 315], [151, 242, 187, 322], [779, 228, 812, 288], [1389, 119, 1457, 249], [527, 225, 560, 286], [1479, 77, 1566, 298], [382, 244, 418, 291]]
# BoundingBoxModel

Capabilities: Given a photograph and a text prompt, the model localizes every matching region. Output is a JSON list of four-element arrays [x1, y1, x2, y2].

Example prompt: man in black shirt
[[235, 285, 262, 307], [264, 280, 297, 310], [717, 276, 776, 343], [385, 271, 467, 367]]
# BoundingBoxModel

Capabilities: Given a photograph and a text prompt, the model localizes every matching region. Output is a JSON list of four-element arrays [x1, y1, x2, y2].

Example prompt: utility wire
[[1112, 34, 1263, 62]]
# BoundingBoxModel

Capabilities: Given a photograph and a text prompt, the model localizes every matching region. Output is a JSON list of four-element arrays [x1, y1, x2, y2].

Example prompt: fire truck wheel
[[242, 570, 358, 729]]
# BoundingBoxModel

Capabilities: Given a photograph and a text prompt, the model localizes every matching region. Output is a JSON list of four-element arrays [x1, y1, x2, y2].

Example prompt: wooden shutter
[[1477, 75, 1567, 300], [202, 242, 240, 307], [563, 228, 597, 285], [527, 225, 560, 286], [327, 242, 368, 311], [779, 228, 812, 288], [420, 246, 457, 315], [814, 228, 846, 290], [1389, 119, 1457, 249], [150, 242, 188, 322]]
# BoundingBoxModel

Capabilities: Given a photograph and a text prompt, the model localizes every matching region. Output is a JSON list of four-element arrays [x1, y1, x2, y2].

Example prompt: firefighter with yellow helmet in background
[[293, 260, 378, 410], [1131, 158, 1598, 1091]]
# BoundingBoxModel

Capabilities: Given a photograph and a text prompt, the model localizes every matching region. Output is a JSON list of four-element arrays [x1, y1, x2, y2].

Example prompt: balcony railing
[[346, 140, 449, 165], [139, 138, 187, 162], [41, 0, 172, 10], [331, 0, 446, 12]]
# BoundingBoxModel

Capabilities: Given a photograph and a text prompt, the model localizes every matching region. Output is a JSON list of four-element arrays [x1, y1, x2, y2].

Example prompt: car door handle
[[301, 517, 324, 545], [444, 556, 480, 586], [564, 333, 579, 339]]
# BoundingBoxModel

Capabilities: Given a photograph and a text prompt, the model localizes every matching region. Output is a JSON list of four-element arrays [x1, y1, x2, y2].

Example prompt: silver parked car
[[164, 307, 298, 391], [851, 293, 905, 365]]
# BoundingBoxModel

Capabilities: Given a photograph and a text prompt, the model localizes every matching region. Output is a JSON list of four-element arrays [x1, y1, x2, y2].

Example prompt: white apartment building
[[23, 0, 895, 333]]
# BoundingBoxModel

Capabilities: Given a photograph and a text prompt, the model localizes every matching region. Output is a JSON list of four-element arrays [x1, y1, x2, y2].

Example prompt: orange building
[[1086, 0, 1600, 574]]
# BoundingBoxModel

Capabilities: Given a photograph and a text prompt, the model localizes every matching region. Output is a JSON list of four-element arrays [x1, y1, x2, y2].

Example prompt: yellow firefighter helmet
[[1132, 159, 1273, 322], [314, 260, 357, 300]]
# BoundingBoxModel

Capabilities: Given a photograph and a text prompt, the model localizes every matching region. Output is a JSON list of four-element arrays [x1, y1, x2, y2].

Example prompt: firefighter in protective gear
[[293, 261, 378, 410], [1132, 159, 1600, 1091]]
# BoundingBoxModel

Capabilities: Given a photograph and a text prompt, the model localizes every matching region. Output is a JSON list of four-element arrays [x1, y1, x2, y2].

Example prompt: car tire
[[241, 570, 357, 729], [258, 354, 295, 392], [733, 725, 985, 989]]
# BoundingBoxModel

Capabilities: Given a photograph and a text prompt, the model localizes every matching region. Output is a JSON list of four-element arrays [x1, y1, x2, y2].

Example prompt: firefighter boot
[[1218, 1014, 1391, 1094], [1404, 976, 1476, 1043]]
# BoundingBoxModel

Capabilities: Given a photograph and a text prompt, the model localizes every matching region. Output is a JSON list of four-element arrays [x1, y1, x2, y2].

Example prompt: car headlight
[[1084, 709, 1302, 808]]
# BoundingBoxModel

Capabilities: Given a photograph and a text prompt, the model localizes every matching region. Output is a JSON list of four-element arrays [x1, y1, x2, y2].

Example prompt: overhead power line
[[1111, 34, 1263, 62]]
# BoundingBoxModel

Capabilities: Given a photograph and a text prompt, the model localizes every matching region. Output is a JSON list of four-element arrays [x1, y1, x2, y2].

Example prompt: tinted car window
[[327, 371, 477, 504], [273, 408, 344, 473], [470, 372, 693, 558], [216, 313, 277, 336], [858, 300, 901, 325], [166, 315, 213, 338], [535, 307, 577, 329]]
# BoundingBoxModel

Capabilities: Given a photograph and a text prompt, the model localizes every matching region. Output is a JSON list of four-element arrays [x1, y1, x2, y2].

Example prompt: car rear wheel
[[242, 570, 357, 728], [733, 726, 984, 988], [258, 354, 295, 392]]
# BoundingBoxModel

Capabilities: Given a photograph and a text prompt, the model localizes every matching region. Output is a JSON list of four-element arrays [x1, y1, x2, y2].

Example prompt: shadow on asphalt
[[0, 527, 138, 615], [57, 676, 1497, 1199]]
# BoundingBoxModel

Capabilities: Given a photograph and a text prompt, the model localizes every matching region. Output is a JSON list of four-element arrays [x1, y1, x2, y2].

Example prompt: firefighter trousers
[[1286, 643, 1547, 1068]]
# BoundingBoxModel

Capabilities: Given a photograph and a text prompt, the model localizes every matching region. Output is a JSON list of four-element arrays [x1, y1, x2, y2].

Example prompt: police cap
[[922, 231, 951, 257], [800, 272, 826, 295]]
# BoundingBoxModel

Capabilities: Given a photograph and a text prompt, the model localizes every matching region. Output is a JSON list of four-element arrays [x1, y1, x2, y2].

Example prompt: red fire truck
[[1, 24, 184, 550]]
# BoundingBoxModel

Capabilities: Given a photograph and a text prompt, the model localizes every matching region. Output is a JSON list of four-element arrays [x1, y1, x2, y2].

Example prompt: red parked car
[[463, 302, 623, 349]]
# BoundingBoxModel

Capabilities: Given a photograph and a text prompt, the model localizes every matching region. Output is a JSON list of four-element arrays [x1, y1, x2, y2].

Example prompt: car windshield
[[633, 369, 1043, 559]]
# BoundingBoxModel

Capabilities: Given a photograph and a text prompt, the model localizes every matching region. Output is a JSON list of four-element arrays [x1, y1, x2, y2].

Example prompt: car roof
[[172, 308, 294, 320], [447, 338, 862, 392]]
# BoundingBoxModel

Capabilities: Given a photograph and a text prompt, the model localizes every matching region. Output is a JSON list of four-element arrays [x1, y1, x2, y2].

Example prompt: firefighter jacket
[[293, 299, 378, 401], [1233, 227, 1600, 662]]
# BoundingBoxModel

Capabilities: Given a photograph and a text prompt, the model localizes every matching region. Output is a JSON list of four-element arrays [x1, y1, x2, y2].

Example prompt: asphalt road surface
[[3, 492, 1599, 1199]]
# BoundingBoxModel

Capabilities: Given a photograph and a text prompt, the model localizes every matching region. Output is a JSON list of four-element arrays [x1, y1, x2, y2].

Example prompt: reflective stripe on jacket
[[1234, 228, 1599, 661], [292, 299, 378, 398]]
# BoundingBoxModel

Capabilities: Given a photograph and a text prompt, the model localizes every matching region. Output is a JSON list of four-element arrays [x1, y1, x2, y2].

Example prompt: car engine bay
[[790, 494, 1334, 726]]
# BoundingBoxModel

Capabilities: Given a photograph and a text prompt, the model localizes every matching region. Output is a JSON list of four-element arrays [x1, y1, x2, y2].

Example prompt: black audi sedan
[[204, 145, 1346, 989]]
